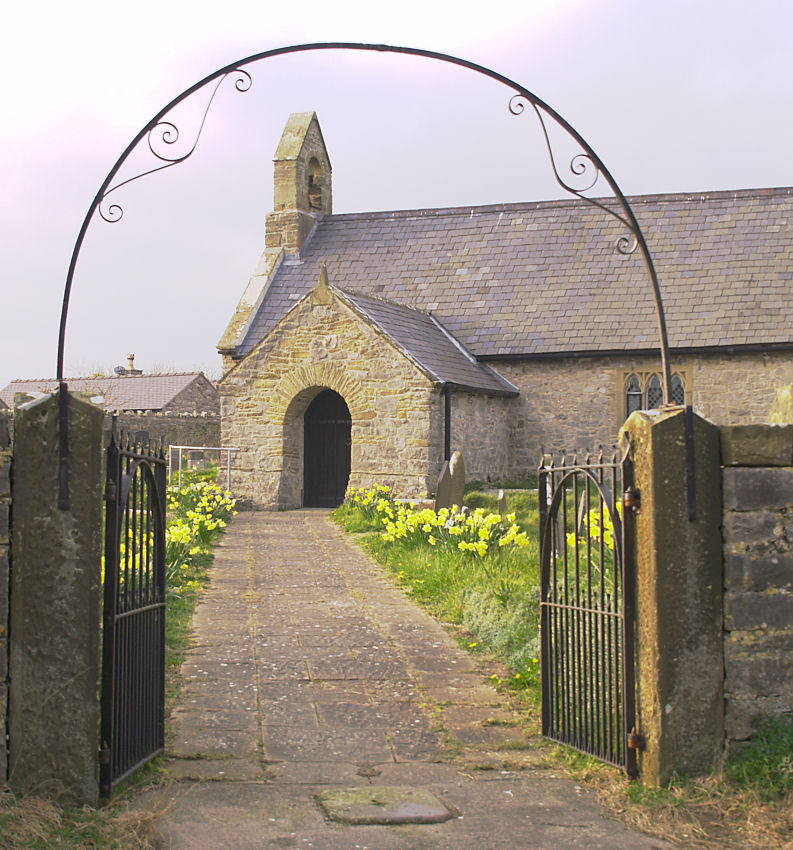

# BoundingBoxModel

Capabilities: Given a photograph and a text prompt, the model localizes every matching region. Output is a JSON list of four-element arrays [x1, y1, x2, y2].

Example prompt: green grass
[[163, 556, 211, 703], [725, 712, 793, 800], [465, 473, 539, 493]]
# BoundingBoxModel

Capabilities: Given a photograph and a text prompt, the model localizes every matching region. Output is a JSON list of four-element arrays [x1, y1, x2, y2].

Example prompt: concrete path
[[142, 510, 671, 849]]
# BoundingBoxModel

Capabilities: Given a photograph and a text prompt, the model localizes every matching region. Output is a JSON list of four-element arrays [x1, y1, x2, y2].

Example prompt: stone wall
[[0, 411, 10, 782], [693, 350, 793, 424], [769, 384, 793, 424], [449, 391, 514, 483], [495, 357, 618, 475], [220, 288, 443, 507], [720, 424, 793, 740], [106, 412, 220, 450], [491, 349, 792, 474]]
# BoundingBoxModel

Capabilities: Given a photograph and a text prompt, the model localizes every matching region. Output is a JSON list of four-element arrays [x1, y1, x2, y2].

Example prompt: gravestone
[[187, 450, 206, 470], [434, 450, 465, 511]]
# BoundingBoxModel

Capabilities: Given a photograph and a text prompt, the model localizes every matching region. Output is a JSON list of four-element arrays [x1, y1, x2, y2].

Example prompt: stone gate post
[[8, 392, 103, 803], [620, 407, 723, 785]]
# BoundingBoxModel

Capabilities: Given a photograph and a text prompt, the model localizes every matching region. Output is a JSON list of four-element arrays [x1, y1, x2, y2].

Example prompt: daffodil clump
[[166, 479, 237, 596], [565, 500, 621, 551], [564, 499, 620, 593], [378, 501, 529, 558], [346, 484, 395, 520]]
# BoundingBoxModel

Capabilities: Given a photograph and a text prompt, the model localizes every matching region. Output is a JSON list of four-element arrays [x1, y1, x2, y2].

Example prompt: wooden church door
[[303, 389, 351, 507]]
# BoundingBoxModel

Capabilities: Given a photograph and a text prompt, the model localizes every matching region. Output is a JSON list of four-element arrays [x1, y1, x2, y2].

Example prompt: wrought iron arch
[[54, 42, 675, 502]]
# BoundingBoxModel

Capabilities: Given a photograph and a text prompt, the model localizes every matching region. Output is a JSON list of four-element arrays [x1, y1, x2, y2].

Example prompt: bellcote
[[265, 112, 332, 255], [219, 113, 333, 368]]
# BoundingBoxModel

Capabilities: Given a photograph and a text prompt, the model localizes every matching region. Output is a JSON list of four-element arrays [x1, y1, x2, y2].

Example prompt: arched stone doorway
[[303, 389, 351, 507]]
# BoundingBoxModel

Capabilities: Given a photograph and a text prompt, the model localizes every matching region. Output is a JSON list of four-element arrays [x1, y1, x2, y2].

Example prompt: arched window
[[670, 373, 685, 405], [645, 374, 664, 410], [625, 374, 643, 417]]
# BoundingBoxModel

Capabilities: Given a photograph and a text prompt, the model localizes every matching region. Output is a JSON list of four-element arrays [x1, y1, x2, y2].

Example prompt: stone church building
[[218, 112, 793, 508]]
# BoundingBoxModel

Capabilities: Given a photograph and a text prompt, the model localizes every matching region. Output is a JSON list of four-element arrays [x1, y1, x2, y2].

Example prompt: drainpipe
[[444, 385, 451, 462]]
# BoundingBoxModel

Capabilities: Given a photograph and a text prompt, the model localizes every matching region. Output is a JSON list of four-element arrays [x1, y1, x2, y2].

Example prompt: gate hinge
[[99, 742, 111, 765], [623, 486, 641, 513], [627, 728, 645, 750], [104, 482, 117, 502]]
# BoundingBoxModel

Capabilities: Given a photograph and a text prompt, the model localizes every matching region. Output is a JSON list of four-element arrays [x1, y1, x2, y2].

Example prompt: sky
[[1, 0, 791, 390]]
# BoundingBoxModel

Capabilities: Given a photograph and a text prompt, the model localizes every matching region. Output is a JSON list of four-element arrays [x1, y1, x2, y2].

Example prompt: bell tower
[[217, 112, 332, 371], [266, 112, 332, 254]]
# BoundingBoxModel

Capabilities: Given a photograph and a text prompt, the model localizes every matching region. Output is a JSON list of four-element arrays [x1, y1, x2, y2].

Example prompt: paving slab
[[140, 510, 674, 849], [317, 786, 453, 824]]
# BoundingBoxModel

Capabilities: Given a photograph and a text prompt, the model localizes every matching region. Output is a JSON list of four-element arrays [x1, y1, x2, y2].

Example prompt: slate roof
[[0, 373, 212, 412], [238, 187, 793, 360], [334, 287, 517, 395]]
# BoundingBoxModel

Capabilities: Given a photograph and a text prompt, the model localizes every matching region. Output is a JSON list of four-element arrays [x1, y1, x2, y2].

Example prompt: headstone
[[187, 450, 205, 470], [497, 489, 507, 516], [434, 450, 465, 511], [449, 450, 465, 508], [433, 461, 452, 512]]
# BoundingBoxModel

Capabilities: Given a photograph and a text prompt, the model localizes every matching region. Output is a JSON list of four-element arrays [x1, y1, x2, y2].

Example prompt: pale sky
[[1, 0, 791, 390]]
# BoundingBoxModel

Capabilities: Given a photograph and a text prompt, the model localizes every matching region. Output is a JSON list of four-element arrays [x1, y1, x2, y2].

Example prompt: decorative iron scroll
[[99, 70, 252, 224], [509, 95, 638, 255]]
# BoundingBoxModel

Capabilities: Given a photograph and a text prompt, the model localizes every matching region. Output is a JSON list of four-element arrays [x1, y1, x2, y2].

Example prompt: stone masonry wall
[[720, 424, 793, 740], [220, 292, 442, 507], [494, 357, 621, 476], [107, 412, 220, 450], [0, 411, 10, 782], [693, 350, 793, 424], [491, 349, 792, 476], [450, 391, 514, 484]]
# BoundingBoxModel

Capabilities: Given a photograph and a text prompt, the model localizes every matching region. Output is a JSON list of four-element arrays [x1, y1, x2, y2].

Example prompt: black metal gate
[[100, 427, 167, 797], [538, 445, 638, 777]]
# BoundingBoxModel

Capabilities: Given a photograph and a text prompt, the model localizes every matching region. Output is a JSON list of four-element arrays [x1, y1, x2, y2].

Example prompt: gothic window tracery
[[624, 370, 687, 417]]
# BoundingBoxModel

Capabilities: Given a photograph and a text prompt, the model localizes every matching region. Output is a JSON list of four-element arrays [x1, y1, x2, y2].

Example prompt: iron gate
[[538, 445, 639, 777], [100, 427, 167, 797]]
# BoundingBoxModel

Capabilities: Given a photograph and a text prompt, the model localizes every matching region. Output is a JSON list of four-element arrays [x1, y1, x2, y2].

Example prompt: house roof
[[334, 287, 517, 395], [237, 187, 793, 360], [0, 373, 213, 412]]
